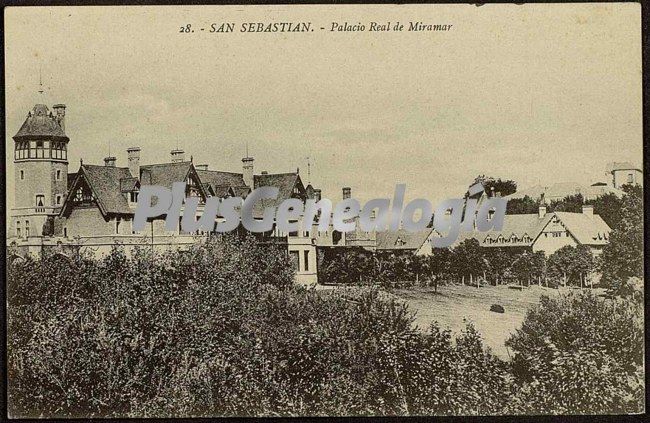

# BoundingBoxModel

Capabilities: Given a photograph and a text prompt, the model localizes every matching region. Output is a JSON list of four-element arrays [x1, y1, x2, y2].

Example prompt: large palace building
[[7, 103, 325, 284]]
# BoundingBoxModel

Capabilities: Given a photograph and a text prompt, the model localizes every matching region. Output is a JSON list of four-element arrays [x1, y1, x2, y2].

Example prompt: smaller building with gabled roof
[[447, 205, 611, 257]]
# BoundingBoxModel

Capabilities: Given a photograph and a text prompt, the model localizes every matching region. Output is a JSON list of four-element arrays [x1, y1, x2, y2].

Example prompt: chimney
[[104, 156, 116, 167], [171, 149, 185, 163], [582, 204, 594, 218], [342, 187, 351, 200], [242, 156, 254, 188], [52, 104, 66, 132], [538, 205, 547, 219], [195, 164, 208, 171], [127, 147, 141, 178], [314, 188, 322, 202]]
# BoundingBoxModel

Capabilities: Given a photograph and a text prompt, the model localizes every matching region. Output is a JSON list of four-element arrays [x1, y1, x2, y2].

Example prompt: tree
[[506, 195, 540, 215], [482, 248, 515, 285], [598, 184, 643, 294], [585, 192, 623, 229], [451, 238, 486, 285], [546, 245, 594, 287], [468, 175, 517, 198], [422, 247, 453, 290], [549, 193, 583, 213], [511, 251, 546, 286]]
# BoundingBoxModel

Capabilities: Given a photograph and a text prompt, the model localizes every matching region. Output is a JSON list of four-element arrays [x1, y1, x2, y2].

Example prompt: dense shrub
[[505, 291, 644, 414], [8, 235, 508, 417], [8, 235, 643, 416]]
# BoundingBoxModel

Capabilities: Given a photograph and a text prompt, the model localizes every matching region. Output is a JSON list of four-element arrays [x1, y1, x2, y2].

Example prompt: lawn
[[386, 284, 564, 359]]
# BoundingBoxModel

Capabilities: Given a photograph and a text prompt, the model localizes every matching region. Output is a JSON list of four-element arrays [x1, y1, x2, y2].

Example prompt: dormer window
[[130, 191, 139, 203]]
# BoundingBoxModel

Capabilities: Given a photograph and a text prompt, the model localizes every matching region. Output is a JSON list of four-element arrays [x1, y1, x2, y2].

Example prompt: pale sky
[[5, 4, 642, 209]]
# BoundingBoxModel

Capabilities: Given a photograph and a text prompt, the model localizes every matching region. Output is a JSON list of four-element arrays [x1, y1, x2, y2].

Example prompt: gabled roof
[[450, 213, 551, 248], [481, 213, 553, 246], [553, 212, 610, 245], [120, 176, 139, 192], [232, 186, 251, 198], [376, 228, 435, 251], [67, 172, 77, 190], [63, 165, 133, 216], [196, 169, 246, 189], [14, 104, 68, 139], [449, 211, 611, 248], [208, 185, 235, 198], [140, 162, 193, 188], [252, 172, 303, 217]]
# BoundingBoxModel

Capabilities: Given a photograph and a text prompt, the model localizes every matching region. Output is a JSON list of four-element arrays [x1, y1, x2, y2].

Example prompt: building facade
[[8, 103, 321, 285]]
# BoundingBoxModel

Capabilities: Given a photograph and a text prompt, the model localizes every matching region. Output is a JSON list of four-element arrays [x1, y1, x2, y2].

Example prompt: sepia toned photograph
[[4, 3, 645, 418]]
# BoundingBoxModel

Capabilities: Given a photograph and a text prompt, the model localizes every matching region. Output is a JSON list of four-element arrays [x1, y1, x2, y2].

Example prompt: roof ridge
[[197, 169, 243, 175], [141, 161, 191, 168]]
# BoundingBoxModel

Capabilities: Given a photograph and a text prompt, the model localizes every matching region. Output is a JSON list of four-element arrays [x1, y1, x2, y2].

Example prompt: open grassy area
[[387, 284, 564, 360]]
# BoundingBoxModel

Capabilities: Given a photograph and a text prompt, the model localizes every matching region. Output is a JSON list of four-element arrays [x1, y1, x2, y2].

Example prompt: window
[[20, 170, 24, 180], [303, 250, 309, 272], [288, 219, 299, 237], [130, 191, 139, 203], [25, 220, 30, 237], [56, 195, 62, 205], [16, 221, 21, 238], [115, 218, 121, 234], [56, 170, 61, 180], [36, 141, 44, 158], [35, 194, 45, 207], [63, 227, 67, 237], [628, 173, 634, 183]]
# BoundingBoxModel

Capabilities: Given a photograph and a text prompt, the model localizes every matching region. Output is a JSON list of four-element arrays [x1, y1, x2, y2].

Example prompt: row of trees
[[321, 184, 643, 295], [7, 235, 644, 416], [319, 240, 593, 289]]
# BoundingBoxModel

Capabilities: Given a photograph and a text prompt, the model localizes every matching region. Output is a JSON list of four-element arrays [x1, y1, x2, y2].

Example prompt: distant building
[[450, 204, 611, 257], [505, 162, 642, 204], [375, 228, 437, 256], [504, 181, 624, 203], [607, 161, 643, 189]]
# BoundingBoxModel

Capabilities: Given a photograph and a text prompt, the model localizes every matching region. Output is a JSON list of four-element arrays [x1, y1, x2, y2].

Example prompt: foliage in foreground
[[506, 291, 644, 414], [7, 235, 644, 416], [8, 236, 508, 417]]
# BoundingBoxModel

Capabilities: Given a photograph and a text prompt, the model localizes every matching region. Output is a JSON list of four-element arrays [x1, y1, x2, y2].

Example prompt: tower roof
[[14, 104, 68, 140]]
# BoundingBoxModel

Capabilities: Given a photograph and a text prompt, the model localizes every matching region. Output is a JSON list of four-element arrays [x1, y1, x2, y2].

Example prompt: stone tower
[[11, 103, 69, 238]]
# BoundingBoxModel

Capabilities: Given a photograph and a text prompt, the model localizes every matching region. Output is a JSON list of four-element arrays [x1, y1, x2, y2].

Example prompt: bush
[[7, 236, 509, 417], [505, 291, 644, 414]]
